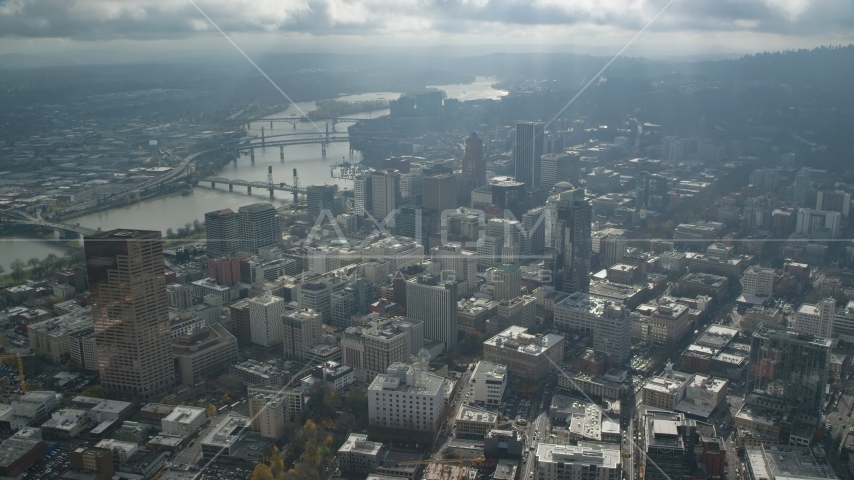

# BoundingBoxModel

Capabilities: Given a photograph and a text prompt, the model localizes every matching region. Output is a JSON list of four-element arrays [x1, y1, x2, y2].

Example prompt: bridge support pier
[[250, 149, 255, 162], [269, 188, 275, 198], [247, 186, 252, 194], [211, 181, 216, 189], [261, 127, 265, 147], [247, 122, 250, 130], [229, 184, 233, 192], [280, 146, 284, 162], [321, 142, 326, 157], [270, 121, 273, 129], [293, 123, 296, 129]]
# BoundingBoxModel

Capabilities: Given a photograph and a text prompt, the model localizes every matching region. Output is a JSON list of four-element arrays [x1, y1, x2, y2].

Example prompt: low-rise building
[[745, 444, 835, 480], [455, 406, 498, 439], [468, 361, 507, 406], [337, 433, 384, 474], [558, 369, 628, 400], [94, 439, 138, 468], [200, 413, 250, 460], [230, 359, 289, 388], [301, 361, 354, 390], [641, 365, 692, 411], [71, 397, 133, 424], [483, 326, 564, 380], [161, 406, 206, 438], [674, 273, 729, 302], [0, 432, 45, 477], [118, 450, 167, 480], [534, 444, 621, 480], [41, 408, 90, 439]]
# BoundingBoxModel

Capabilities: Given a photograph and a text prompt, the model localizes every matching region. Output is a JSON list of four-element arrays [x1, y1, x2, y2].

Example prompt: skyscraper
[[551, 187, 592, 294], [492, 264, 522, 301], [742, 196, 772, 234], [514, 122, 544, 192], [353, 174, 372, 218], [423, 173, 457, 214], [204, 208, 240, 257], [396, 206, 438, 250], [793, 168, 811, 208], [371, 169, 401, 224], [406, 273, 458, 350], [461, 132, 486, 186], [248, 292, 286, 348], [238, 203, 281, 255], [306, 185, 336, 221], [539, 152, 575, 193], [282, 308, 322, 361], [84, 229, 175, 398], [749, 323, 831, 415]]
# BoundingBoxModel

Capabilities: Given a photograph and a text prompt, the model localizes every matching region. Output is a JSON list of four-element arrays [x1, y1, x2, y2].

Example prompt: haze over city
[[1, 2, 854, 480]]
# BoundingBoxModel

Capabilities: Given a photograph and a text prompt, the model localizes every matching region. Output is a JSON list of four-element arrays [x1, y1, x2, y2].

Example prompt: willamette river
[[1, 77, 507, 266]]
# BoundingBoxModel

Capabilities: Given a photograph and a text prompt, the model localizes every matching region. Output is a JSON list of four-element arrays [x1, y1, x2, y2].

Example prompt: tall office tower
[[281, 308, 322, 361], [204, 208, 240, 257], [415, 91, 443, 117], [331, 290, 357, 329], [431, 244, 477, 298], [353, 174, 372, 218], [461, 132, 486, 186], [741, 266, 774, 297], [640, 410, 697, 480], [371, 169, 401, 224], [399, 173, 423, 206], [492, 264, 522, 301], [298, 282, 331, 325], [636, 171, 670, 211], [742, 196, 772, 234], [750, 323, 831, 415], [514, 121, 544, 192], [551, 187, 592, 294], [238, 203, 281, 255], [602, 235, 627, 269], [793, 168, 811, 208], [84, 229, 174, 398], [306, 185, 336, 221], [793, 297, 835, 339], [521, 206, 548, 257], [247, 292, 286, 348], [539, 152, 573, 193], [795, 208, 841, 239], [406, 273, 458, 350], [423, 173, 457, 214], [396, 206, 438, 250], [816, 190, 852, 218], [492, 180, 528, 219]]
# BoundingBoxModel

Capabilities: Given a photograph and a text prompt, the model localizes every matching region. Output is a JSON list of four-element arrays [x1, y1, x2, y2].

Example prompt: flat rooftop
[[456, 406, 497, 424], [338, 433, 383, 456], [484, 325, 564, 356], [535, 444, 620, 468]]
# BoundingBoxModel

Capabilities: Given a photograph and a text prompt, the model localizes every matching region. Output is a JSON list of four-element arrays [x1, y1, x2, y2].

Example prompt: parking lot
[[21, 447, 68, 480]]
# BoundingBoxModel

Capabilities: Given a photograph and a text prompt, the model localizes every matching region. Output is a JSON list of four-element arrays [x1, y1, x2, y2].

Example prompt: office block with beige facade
[[248, 389, 287, 439], [337, 433, 384, 474], [455, 406, 498, 438], [282, 308, 322, 362], [27, 308, 93, 363], [641, 365, 692, 411], [161, 406, 206, 437], [483, 326, 564, 380], [172, 324, 238, 386]]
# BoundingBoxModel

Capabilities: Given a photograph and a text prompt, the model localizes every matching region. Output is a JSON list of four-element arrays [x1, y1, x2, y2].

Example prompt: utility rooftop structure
[[483, 326, 564, 380]]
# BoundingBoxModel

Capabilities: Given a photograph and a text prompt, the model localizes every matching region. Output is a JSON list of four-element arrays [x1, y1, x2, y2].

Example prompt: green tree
[[0, 264, 6, 282], [251, 464, 274, 480], [206, 403, 217, 417], [9, 259, 25, 283], [166, 228, 174, 238], [27, 257, 42, 279], [81, 385, 110, 399]]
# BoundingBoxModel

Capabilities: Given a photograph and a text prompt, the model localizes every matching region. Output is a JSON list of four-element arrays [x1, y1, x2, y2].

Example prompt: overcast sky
[[1, 0, 853, 60]]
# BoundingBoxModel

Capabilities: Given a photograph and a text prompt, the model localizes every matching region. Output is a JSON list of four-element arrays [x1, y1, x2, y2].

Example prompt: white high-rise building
[[248, 292, 286, 348], [540, 153, 573, 193], [602, 235, 627, 269], [794, 168, 811, 207], [794, 297, 835, 338], [371, 169, 400, 225], [514, 122, 544, 191], [431, 245, 477, 298], [354, 175, 372, 218], [490, 264, 522, 302], [368, 362, 445, 434], [406, 274, 458, 351], [741, 266, 774, 297]]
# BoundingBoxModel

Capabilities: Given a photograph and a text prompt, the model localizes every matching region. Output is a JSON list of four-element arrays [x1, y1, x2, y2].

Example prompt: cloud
[[0, 0, 851, 41]]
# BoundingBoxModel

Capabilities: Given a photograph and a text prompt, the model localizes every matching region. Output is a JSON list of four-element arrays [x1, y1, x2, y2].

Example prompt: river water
[[1, 78, 507, 267]]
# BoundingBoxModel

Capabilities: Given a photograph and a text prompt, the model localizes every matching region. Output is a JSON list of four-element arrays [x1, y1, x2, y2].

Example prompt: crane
[[397, 455, 487, 480], [0, 352, 35, 393]]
